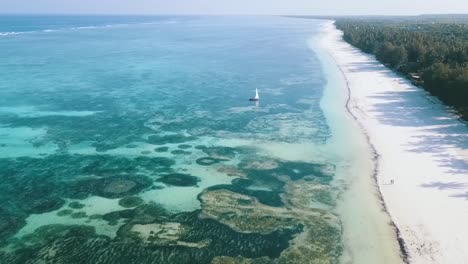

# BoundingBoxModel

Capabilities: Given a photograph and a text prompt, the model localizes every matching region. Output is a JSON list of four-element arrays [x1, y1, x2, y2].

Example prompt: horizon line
[[1, 12, 468, 17]]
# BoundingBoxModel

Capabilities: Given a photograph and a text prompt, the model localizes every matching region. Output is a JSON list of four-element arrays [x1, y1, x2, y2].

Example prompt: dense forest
[[332, 16, 468, 120]]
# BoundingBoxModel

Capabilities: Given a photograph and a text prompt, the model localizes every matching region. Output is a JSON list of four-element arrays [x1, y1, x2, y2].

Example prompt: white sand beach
[[321, 21, 468, 264]]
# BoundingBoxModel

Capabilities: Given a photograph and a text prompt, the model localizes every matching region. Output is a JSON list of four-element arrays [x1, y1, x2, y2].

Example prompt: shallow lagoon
[[0, 16, 348, 263]]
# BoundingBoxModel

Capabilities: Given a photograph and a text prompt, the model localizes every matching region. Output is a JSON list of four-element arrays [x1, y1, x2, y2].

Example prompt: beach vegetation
[[335, 16, 468, 119]]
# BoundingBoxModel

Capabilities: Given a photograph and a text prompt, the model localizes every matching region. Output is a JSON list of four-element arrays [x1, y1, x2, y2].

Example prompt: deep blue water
[[0, 15, 340, 263]]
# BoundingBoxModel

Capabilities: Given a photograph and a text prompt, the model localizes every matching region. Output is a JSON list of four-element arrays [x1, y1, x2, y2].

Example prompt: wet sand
[[313, 20, 405, 264], [321, 21, 468, 264]]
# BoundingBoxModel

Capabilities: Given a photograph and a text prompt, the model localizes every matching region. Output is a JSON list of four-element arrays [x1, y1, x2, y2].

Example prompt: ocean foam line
[[0, 19, 179, 37], [0, 31, 21, 36]]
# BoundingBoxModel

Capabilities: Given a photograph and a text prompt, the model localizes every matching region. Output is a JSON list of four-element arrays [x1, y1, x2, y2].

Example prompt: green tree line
[[334, 19, 468, 120]]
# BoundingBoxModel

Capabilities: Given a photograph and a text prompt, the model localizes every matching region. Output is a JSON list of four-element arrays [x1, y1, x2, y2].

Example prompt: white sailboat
[[249, 88, 260, 101]]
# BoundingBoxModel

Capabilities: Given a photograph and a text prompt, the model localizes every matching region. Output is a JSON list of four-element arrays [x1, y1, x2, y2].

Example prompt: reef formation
[[0, 146, 342, 264]]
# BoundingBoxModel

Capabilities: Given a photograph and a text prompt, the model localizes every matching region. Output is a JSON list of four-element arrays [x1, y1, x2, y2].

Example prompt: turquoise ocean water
[[0, 16, 347, 263]]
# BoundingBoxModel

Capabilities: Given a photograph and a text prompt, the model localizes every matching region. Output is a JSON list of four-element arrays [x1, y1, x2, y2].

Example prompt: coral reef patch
[[119, 197, 144, 208], [154, 146, 169, 152], [147, 134, 196, 145], [157, 173, 200, 187], [195, 157, 223, 166]]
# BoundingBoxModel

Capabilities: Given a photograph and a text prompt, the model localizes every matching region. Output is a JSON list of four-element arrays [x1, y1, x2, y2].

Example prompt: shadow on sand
[[345, 56, 468, 200], [350, 59, 468, 174], [420, 181, 467, 190]]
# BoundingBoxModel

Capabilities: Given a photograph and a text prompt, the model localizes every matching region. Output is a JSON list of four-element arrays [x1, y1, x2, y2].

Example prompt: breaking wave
[[0, 19, 179, 37]]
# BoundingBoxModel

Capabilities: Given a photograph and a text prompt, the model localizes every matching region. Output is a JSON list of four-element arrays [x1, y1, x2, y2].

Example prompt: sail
[[255, 88, 259, 99]]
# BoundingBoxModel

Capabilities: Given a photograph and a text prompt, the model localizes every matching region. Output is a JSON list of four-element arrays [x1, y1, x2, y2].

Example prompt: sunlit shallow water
[[0, 15, 373, 263]]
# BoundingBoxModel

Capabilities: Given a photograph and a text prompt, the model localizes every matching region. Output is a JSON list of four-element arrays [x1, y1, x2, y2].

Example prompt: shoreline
[[332, 33, 410, 263], [321, 21, 468, 263], [313, 21, 404, 264]]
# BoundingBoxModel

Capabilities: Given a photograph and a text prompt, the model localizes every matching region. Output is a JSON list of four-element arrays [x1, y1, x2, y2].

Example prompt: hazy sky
[[1, 0, 467, 15]]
